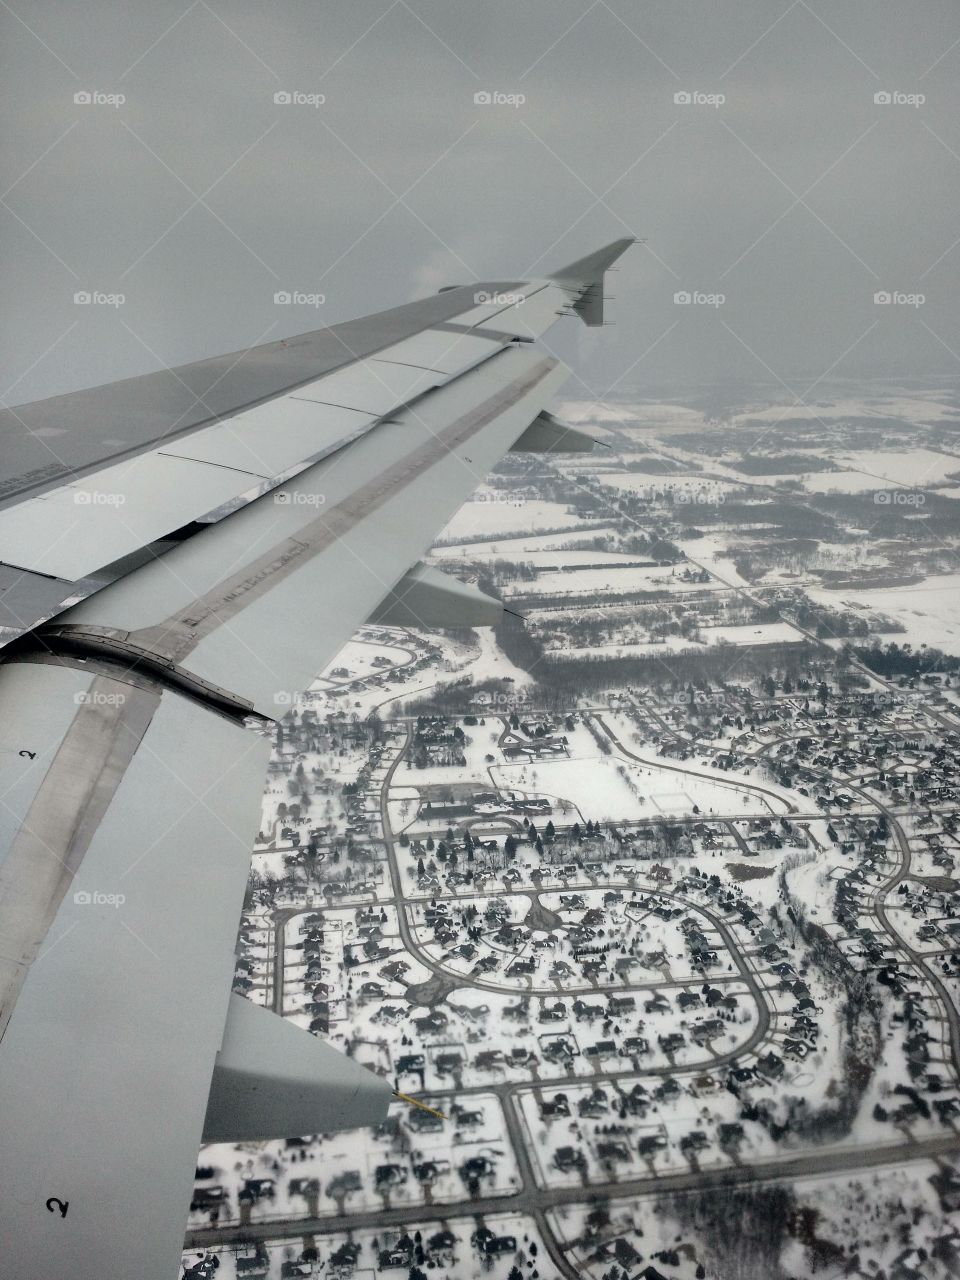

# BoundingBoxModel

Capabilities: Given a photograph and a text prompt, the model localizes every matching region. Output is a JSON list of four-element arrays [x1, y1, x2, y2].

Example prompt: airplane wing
[[0, 237, 634, 1280]]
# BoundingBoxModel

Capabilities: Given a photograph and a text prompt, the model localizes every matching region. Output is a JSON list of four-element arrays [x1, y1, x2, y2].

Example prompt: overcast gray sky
[[2, 0, 959, 407]]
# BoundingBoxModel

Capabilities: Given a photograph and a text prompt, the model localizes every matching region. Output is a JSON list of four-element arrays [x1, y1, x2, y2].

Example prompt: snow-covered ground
[[436, 497, 589, 542], [493, 750, 789, 820], [554, 622, 804, 660], [803, 467, 901, 494], [808, 572, 960, 654], [505, 563, 721, 598], [828, 447, 960, 487]]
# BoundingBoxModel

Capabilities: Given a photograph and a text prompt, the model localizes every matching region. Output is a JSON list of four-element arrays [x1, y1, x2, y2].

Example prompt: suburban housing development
[[183, 383, 960, 1280]]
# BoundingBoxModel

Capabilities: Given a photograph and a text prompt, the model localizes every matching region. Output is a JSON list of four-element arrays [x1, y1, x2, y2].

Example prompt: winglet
[[548, 237, 637, 326]]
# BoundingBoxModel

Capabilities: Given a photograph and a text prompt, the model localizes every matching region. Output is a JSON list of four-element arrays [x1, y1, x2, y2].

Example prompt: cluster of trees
[[793, 600, 871, 638], [658, 1184, 795, 1279], [852, 639, 960, 677]]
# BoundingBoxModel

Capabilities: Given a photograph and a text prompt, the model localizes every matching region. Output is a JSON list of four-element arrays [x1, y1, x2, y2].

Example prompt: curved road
[[593, 711, 799, 815]]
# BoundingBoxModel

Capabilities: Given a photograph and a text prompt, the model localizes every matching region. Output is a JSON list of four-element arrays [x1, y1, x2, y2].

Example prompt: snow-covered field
[[829, 447, 960, 486], [594, 472, 737, 498], [436, 497, 588, 541], [555, 622, 803, 660], [681, 531, 755, 585], [803, 467, 901, 494], [493, 751, 788, 820], [808, 572, 960, 654], [560, 398, 705, 429], [506, 563, 720, 598]]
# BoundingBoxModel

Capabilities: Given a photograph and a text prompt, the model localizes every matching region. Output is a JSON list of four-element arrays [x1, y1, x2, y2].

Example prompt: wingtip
[[548, 237, 637, 285]]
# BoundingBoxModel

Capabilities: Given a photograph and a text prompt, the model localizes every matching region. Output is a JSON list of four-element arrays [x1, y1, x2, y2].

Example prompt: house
[[481, 1235, 517, 1256], [585, 1039, 617, 1060], [614, 1238, 642, 1269], [427, 1230, 456, 1257], [758, 1051, 785, 1079], [719, 1122, 744, 1147], [554, 1146, 587, 1172], [680, 1130, 709, 1152], [379, 1241, 413, 1269], [621, 1035, 650, 1056], [406, 1106, 443, 1134], [638, 1133, 667, 1157], [597, 1140, 631, 1163], [539, 1002, 567, 1022], [609, 995, 636, 1015], [930, 1165, 960, 1212], [190, 1186, 227, 1212], [578, 1087, 609, 1118], [692, 1018, 726, 1043], [435, 1051, 463, 1075], [239, 1178, 274, 1204], [460, 1155, 496, 1182], [375, 1163, 406, 1189], [412, 1010, 448, 1035], [543, 1037, 575, 1062], [396, 1053, 425, 1074], [328, 1242, 362, 1271], [451, 1104, 483, 1127], [235, 1252, 269, 1278]]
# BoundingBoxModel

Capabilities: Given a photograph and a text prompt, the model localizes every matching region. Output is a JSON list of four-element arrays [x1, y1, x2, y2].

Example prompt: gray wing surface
[[0, 237, 634, 1280]]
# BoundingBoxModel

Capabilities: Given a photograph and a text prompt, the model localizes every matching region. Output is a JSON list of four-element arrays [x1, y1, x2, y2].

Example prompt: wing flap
[[372, 328, 506, 375], [157, 397, 377, 478]]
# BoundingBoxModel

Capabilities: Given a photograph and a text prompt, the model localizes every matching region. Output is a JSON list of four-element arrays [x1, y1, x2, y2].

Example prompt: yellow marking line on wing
[[393, 1091, 447, 1120]]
